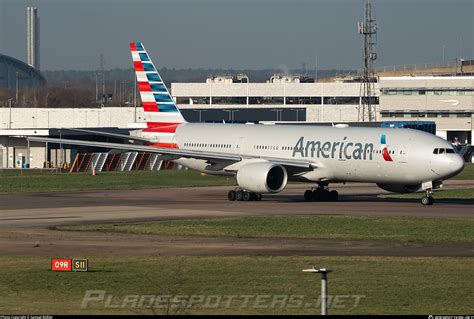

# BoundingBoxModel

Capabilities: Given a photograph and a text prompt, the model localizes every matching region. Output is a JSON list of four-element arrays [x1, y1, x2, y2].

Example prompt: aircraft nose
[[451, 154, 465, 176]]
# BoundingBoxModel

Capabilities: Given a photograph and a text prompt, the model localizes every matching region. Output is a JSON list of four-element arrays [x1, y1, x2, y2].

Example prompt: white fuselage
[[146, 123, 464, 186]]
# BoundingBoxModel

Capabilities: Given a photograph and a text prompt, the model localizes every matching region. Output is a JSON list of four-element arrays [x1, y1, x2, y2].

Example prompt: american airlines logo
[[292, 136, 375, 161], [380, 134, 393, 162]]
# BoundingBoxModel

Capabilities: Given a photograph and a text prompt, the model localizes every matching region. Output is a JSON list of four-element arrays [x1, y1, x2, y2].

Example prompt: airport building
[[0, 107, 146, 169], [172, 77, 366, 123], [0, 75, 473, 169], [379, 76, 473, 144], [173, 75, 474, 144]]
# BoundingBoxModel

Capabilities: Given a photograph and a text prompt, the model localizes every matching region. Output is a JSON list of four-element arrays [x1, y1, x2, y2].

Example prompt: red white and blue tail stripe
[[130, 42, 185, 148]]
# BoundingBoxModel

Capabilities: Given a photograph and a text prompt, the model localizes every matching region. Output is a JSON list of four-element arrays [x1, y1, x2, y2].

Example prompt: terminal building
[[173, 75, 473, 145], [379, 76, 473, 144], [0, 75, 473, 169]]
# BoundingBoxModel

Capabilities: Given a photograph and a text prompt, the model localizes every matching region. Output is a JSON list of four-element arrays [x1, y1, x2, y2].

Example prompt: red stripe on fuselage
[[148, 142, 179, 149]]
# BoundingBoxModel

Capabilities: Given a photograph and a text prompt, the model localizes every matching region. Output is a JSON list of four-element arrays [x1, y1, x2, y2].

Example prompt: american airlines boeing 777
[[28, 42, 465, 205]]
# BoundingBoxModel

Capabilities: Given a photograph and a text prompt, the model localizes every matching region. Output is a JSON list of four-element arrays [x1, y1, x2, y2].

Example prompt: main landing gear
[[228, 188, 262, 201], [304, 184, 338, 202], [421, 189, 434, 206]]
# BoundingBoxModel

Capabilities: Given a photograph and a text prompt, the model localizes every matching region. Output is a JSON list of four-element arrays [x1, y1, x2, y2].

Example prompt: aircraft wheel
[[256, 193, 262, 201], [304, 190, 313, 201], [250, 192, 258, 201], [227, 190, 236, 201], [236, 190, 243, 201], [428, 196, 434, 205], [329, 190, 339, 201], [421, 196, 434, 206], [243, 192, 251, 201], [312, 189, 322, 201], [316, 189, 330, 201]]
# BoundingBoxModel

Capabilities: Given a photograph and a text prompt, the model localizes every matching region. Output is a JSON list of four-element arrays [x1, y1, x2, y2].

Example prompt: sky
[[0, 0, 473, 71]]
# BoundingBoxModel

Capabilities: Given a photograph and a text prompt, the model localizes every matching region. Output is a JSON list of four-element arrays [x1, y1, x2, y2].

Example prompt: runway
[[0, 181, 473, 257]]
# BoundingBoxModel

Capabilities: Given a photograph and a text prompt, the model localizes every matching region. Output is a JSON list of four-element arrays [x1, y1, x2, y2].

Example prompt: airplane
[[27, 42, 465, 206]]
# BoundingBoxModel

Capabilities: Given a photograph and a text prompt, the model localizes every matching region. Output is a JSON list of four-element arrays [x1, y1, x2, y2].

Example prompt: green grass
[[0, 170, 235, 194], [0, 162, 471, 194], [453, 163, 474, 180], [381, 188, 474, 200], [59, 215, 474, 243], [0, 256, 472, 315]]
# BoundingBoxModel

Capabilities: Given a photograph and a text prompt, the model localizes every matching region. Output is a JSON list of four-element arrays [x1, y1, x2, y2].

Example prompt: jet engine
[[236, 162, 288, 193], [376, 183, 421, 194]]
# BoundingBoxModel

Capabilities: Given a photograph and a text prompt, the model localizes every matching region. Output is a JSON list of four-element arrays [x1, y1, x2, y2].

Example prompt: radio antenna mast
[[357, 0, 378, 122]]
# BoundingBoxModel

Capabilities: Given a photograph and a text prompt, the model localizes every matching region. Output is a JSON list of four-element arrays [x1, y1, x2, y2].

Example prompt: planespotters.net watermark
[[80, 290, 365, 310]]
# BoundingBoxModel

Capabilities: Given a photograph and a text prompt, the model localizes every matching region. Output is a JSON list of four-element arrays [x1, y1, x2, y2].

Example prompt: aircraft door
[[236, 137, 245, 155], [398, 144, 410, 163]]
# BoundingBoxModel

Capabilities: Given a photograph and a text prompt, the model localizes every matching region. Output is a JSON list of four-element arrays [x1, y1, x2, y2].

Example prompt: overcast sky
[[0, 0, 472, 71]]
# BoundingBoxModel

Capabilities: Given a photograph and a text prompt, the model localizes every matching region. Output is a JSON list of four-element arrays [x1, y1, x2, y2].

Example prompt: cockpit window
[[433, 148, 456, 154]]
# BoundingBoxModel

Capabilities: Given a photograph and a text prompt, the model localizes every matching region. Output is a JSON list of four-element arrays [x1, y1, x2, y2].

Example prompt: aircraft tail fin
[[130, 42, 186, 148]]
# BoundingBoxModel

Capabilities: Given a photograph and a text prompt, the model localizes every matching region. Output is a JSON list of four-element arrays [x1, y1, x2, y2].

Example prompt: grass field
[[60, 215, 474, 243], [453, 163, 474, 180], [0, 256, 472, 315], [0, 163, 472, 194], [0, 169, 235, 194]]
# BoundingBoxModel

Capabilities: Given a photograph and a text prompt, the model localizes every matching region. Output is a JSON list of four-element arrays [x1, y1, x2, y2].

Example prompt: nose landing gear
[[421, 189, 434, 205]]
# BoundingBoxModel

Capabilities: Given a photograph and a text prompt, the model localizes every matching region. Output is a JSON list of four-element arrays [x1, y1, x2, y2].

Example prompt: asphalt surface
[[0, 181, 473, 257]]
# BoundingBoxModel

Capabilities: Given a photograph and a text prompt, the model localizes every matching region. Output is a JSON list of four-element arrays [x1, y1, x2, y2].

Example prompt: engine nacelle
[[236, 162, 288, 193], [377, 183, 422, 194]]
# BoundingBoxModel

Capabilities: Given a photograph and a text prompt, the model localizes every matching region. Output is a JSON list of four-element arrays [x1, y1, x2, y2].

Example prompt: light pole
[[303, 267, 333, 315], [58, 129, 63, 170], [8, 98, 13, 129], [15, 72, 19, 103], [102, 73, 105, 102], [95, 73, 98, 103]]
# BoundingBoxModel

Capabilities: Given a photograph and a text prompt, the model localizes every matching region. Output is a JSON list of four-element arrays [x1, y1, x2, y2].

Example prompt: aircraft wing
[[26, 137, 241, 162], [26, 137, 316, 170], [61, 128, 152, 144]]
